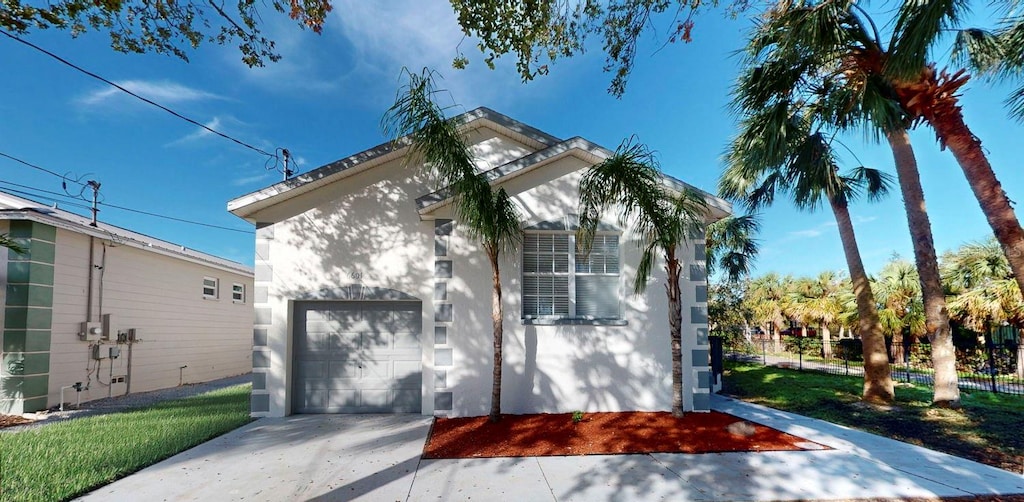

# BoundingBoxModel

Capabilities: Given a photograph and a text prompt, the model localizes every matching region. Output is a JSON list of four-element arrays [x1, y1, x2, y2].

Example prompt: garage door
[[292, 301, 422, 413]]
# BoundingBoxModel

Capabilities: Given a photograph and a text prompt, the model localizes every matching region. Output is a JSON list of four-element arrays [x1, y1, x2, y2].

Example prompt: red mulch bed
[[0, 414, 32, 429], [423, 410, 828, 459]]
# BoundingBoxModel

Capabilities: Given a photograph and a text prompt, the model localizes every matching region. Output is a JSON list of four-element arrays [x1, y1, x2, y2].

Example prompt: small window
[[232, 283, 245, 303], [203, 277, 219, 299]]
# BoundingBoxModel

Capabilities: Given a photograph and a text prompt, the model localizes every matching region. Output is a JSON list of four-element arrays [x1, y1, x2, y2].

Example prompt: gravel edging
[[2, 373, 252, 432]]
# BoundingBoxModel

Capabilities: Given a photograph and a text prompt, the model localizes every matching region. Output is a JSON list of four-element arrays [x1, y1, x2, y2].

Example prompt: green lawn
[[0, 384, 252, 502], [723, 361, 1024, 473]]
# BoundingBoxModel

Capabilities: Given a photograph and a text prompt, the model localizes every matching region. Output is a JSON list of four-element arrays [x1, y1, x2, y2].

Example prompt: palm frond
[[887, 0, 970, 79], [0, 234, 25, 254]]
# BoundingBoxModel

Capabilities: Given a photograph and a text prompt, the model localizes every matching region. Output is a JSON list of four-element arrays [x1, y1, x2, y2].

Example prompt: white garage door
[[292, 301, 422, 413]]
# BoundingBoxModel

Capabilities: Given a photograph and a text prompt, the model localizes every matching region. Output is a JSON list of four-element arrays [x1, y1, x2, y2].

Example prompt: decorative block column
[[250, 223, 273, 416], [688, 230, 712, 412], [1, 220, 56, 414], [432, 219, 454, 413]]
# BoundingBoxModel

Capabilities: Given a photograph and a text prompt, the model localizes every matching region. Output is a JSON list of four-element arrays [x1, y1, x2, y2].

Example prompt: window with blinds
[[522, 232, 620, 319]]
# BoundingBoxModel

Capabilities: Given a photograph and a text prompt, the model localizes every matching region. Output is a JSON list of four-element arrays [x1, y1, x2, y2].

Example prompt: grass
[[723, 361, 1024, 473], [0, 384, 252, 502]]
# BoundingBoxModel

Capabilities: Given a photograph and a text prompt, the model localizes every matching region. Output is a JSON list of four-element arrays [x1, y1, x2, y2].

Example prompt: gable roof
[[227, 107, 561, 220], [227, 107, 731, 223], [0, 191, 252, 276], [416, 136, 732, 221]]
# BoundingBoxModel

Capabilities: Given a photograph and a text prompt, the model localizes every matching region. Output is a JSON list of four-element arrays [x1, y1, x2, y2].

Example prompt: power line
[[98, 201, 254, 234], [0, 28, 278, 161], [0, 180, 253, 234], [0, 151, 87, 186]]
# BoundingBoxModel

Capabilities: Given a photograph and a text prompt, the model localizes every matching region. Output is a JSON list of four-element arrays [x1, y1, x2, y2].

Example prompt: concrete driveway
[[76, 397, 1024, 501]]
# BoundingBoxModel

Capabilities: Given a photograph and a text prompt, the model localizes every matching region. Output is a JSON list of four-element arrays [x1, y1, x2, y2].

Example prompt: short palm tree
[[1, 234, 24, 254], [942, 238, 1024, 335], [721, 109, 896, 403], [788, 271, 845, 358], [747, 273, 789, 351], [706, 214, 760, 284], [577, 137, 707, 417], [383, 68, 522, 422]]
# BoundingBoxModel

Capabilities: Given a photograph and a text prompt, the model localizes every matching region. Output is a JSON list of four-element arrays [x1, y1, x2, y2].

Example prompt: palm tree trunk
[[487, 246, 503, 422], [822, 325, 832, 359], [885, 130, 960, 407], [896, 72, 1024, 302], [829, 197, 895, 403], [665, 248, 684, 417]]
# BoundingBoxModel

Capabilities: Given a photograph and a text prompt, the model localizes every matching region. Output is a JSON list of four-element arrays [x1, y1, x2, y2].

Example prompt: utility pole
[[282, 149, 293, 180], [87, 180, 101, 226]]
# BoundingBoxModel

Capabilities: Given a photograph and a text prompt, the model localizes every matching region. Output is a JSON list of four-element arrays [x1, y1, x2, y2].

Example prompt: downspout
[[98, 243, 107, 318], [86, 236, 95, 321]]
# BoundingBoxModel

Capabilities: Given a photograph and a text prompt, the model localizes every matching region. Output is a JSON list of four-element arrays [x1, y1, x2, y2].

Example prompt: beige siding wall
[[48, 229, 253, 406], [0, 220, 8, 329]]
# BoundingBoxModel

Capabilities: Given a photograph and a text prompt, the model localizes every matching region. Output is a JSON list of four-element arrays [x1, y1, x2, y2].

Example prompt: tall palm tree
[[383, 68, 522, 422], [955, 8, 1024, 121], [577, 137, 707, 417], [721, 108, 896, 403], [741, 0, 963, 406]]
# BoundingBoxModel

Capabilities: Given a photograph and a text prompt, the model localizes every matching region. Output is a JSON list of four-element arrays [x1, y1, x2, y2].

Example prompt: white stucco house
[[0, 191, 253, 414], [228, 108, 729, 418]]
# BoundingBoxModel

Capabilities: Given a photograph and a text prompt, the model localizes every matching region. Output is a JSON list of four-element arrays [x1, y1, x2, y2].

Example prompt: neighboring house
[[0, 191, 253, 414], [228, 108, 730, 418]]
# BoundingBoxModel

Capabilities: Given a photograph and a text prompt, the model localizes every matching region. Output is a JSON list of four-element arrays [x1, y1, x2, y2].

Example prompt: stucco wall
[[47, 229, 253, 406], [250, 157, 436, 416], [248, 127, 713, 418], [438, 157, 707, 417]]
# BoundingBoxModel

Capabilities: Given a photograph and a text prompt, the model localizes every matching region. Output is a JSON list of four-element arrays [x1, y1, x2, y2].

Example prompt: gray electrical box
[[101, 314, 114, 341], [91, 344, 108, 359], [109, 346, 121, 359], [79, 322, 103, 341]]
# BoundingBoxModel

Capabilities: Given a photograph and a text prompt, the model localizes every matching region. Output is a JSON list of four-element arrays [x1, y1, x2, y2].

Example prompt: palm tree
[[741, 0, 963, 406], [1, 234, 24, 254], [721, 107, 896, 403], [383, 68, 522, 422], [942, 238, 1024, 337], [577, 137, 707, 417], [789, 271, 845, 358], [955, 9, 1024, 121], [874, 258, 927, 362], [706, 214, 760, 284], [747, 273, 789, 352]]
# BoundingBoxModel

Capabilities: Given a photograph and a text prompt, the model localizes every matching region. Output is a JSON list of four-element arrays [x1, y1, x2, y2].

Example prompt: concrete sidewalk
[[77, 396, 1024, 501]]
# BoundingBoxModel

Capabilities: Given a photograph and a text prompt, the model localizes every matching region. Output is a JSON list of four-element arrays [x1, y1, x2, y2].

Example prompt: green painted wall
[[1, 220, 56, 414]]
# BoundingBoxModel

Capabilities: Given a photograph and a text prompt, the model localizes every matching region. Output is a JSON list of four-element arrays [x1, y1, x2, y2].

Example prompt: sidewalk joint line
[[534, 457, 558, 502]]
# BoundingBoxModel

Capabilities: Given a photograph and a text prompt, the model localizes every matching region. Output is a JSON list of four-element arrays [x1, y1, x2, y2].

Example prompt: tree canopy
[[0, 0, 332, 66]]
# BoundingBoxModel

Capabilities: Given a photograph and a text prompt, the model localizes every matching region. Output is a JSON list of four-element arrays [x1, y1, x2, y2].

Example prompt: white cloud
[[231, 1, 523, 106], [165, 115, 262, 148], [787, 221, 836, 239], [78, 80, 223, 107], [231, 172, 274, 187]]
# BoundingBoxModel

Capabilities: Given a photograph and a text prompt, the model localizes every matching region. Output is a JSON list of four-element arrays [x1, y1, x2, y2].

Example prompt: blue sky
[[1, 1, 1021, 279]]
